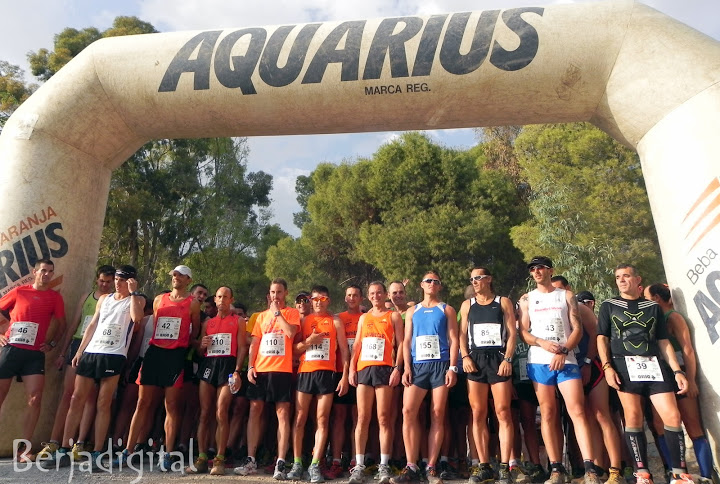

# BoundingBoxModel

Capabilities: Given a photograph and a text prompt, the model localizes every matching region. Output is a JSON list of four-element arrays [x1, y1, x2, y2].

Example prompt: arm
[[390, 311, 404, 388], [459, 300, 477, 373], [334, 316, 349, 395], [597, 335, 621, 390], [247, 335, 260, 384], [189, 299, 202, 345], [348, 314, 365, 387], [72, 295, 105, 366], [401, 306, 414, 387], [56, 292, 88, 366], [667, 312, 698, 396], [236, 316, 249, 373], [659, 338, 688, 394], [499, 297, 517, 377], [125, 315, 147, 371], [563, 291, 583, 351], [444, 304, 458, 387]]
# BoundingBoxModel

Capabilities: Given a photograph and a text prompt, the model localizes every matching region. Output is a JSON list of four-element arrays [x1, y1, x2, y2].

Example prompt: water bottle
[[228, 373, 239, 394]]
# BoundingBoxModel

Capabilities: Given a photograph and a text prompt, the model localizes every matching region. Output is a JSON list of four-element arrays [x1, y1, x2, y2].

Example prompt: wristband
[[130, 291, 142, 296], [601, 362, 612, 371], [462, 355, 471, 359], [248, 366, 255, 370], [674, 370, 686, 376]]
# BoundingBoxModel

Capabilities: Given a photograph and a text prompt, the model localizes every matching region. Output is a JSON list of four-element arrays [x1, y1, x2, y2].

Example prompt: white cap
[[169, 265, 192, 278]]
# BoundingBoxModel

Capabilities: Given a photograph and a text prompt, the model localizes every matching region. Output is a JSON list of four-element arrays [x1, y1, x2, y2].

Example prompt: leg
[[246, 399, 265, 457], [61, 375, 95, 447], [490, 379, 514, 464], [677, 396, 715, 478], [557, 378, 594, 462], [292, 391, 313, 460], [427, 384, 450, 467], [163, 385, 183, 452], [112, 382, 138, 446], [587, 380, 622, 469], [312, 394, 334, 463], [616, 391, 648, 472], [215, 385, 232, 457], [227, 395, 248, 451], [376, 385, 398, 457], [331, 403, 348, 461], [78, 384, 98, 444], [276, 401, 292, 462], [196, 381, 216, 455], [124, 384, 162, 451], [402, 384, 428, 465], [50, 365, 77, 442], [468, 379, 491, 462], [519, 399, 541, 464], [92, 375, 121, 451], [533, 382, 562, 462], [650, 392, 686, 475], [355, 384, 376, 460]]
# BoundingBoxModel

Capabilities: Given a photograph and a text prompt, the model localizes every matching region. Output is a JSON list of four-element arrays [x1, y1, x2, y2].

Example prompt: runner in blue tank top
[[393, 271, 458, 484]]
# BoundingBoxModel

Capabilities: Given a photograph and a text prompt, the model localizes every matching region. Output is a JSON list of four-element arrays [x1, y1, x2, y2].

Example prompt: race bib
[[305, 338, 330, 361], [9, 322, 39, 346], [625, 356, 664, 382], [260, 333, 286, 356], [80, 315, 93, 335], [154, 317, 181, 340], [473, 323, 502, 347], [347, 337, 355, 354], [416, 334, 440, 360], [540, 318, 565, 343], [208, 332, 232, 356], [92, 322, 123, 351], [361, 337, 385, 361], [519, 357, 529, 381]]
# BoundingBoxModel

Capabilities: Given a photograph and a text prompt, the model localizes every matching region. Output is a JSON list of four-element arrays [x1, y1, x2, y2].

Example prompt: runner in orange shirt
[[234, 278, 300, 480], [349, 282, 404, 484]]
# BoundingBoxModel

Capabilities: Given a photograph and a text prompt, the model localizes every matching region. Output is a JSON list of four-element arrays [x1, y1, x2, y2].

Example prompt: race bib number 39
[[154, 317, 181, 340], [472, 323, 502, 347], [260, 333, 286, 356], [625, 356, 664, 382], [416, 335, 440, 360], [208, 332, 232, 356], [305, 338, 330, 361], [9, 322, 39, 346], [361, 337, 385, 361]]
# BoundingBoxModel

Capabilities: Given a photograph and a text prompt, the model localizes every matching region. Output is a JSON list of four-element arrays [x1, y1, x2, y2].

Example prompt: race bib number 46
[[9, 322, 39, 346], [625, 356, 664, 382], [361, 337, 385, 361], [154, 317, 181, 340], [260, 333, 286, 356]]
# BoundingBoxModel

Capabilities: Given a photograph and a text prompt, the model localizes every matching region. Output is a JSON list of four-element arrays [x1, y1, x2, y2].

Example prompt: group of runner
[[0, 256, 715, 484]]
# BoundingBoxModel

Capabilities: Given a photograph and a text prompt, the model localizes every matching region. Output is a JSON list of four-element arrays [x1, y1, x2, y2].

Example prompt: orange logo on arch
[[684, 178, 720, 252]]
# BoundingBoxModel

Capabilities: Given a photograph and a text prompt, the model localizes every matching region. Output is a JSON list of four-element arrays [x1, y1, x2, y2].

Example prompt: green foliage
[[0, 61, 35, 131], [511, 123, 665, 297]]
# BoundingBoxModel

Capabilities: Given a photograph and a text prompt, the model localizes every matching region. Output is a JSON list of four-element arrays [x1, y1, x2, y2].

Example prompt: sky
[[2, 0, 718, 237]]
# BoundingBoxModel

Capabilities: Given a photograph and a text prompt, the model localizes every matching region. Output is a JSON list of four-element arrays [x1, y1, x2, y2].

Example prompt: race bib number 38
[[9, 322, 39, 346], [260, 333, 286, 356], [154, 317, 181, 340], [361, 337, 385, 361], [625, 356, 664, 382]]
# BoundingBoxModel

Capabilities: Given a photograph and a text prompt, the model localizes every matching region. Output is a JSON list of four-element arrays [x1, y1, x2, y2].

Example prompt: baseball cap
[[115, 265, 137, 280], [169, 265, 192, 278], [576, 291, 595, 303], [527, 256, 553, 269], [295, 292, 310, 302]]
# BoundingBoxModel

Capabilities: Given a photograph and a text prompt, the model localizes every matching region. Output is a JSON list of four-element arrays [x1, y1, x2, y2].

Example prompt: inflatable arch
[[1, 0, 720, 456]]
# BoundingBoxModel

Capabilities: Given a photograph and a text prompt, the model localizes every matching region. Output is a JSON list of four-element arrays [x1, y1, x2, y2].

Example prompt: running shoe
[[286, 461, 304, 480], [633, 472, 653, 484], [112, 448, 130, 467], [349, 464, 366, 484], [89, 451, 106, 472], [546, 469, 569, 484], [274, 460, 288, 480], [669, 474, 695, 484], [583, 471, 602, 484], [440, 461, 455, 480], [325, 460, 344, 479], [498, 464, 514, 484], [157, 451, 173, 472], [469, 465, 482, 483], [427, 466, 444, 484], [210, 455, 226, 476], [512, 465, 531, 484], [377, 463, 393, 484], [477, 464, 496, 484], [531, 464, 549, 483], [605, 468, 624, 484], [309, 463, 326, 483], [234, 456, 259, 476], [624, 468, 636, 483], [70, 443, 85, 461], [40, 448, 71, 469], [391, 465, 422, 483], [185, 456, 208, 474], [35, 442, 59, 462]]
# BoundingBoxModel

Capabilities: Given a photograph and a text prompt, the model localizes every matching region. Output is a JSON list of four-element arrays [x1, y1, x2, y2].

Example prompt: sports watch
[[448, 365, 458, 373]]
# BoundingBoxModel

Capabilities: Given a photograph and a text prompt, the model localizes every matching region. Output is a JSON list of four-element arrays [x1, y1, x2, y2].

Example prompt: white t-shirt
[[527, 288, 577, 365], [85, 294, 135, 357]]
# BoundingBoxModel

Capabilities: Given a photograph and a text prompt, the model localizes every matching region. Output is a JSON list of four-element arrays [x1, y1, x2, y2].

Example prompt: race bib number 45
[[625, 356, 664, 382], [9, 322, 39, 346]]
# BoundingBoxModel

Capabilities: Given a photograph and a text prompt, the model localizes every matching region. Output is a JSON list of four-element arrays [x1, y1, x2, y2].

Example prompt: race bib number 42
[[154, 317, 181, 340], [625, 356, 664, 382], [9, 322, 39, 346]]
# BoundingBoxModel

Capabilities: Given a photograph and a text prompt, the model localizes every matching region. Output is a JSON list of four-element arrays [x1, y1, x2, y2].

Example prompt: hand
[[201, 335, 213, 350], [402, 369, 412, 387], [39, 343, 53, 353], [230, 371, 241, 393], [548, 353, 566, 371], [306, 330, 324, 345], [581, 364, 591, 386], [389, 367, 401, 387], [604, 366, 621, 390], [675, 373, 689, 395], [248, 367, 257, 385], [71, 354, 81, 368], [445, 369, 457, 388], [686, 379, 700, 398], [349, 369, 358, 387], [127, 278, 139, 293], [497, 360, 512, 377], [55, 355, 65, 371], [0, 334, 7, 347], [462, 356, 478, 374], [336, 375, 349, 396], [538, 339, 560, 354], [269, 300, 281, 313]]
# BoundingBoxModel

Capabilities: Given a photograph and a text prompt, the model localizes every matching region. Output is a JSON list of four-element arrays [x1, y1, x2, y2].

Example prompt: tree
[[0, 61, 35, 132], [510, 123, 665, 298]]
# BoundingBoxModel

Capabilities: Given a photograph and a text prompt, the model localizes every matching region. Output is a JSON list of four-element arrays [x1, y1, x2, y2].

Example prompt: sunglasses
[[296, 298, 309, 304], [422, 278, 441, 285], [529, 265, 550, 273], [311, 296, 329, 302], [470, 275, 491, 282]]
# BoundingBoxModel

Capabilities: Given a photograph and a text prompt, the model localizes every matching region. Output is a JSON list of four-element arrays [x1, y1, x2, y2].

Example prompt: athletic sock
[[440, 456, 449, 463], [277, 458, 286, 465], [656, 435, 671, 469], [624, 427, 649, 471], [472, 459, 479, 466], [198, 452, 208, 460], [247, 455, 256, 463], [294, 457, 303, 464], [312, 458, 320, 465], [408, 462, 419, 471], [333, 458, 341, 465], [584, 460, 596, 474], [509, 459, 519, 468], [356, 454, 364, 466], [381, 454, 390, 465], [664, 426, 687, 474], [692, 436, 714, 478]]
